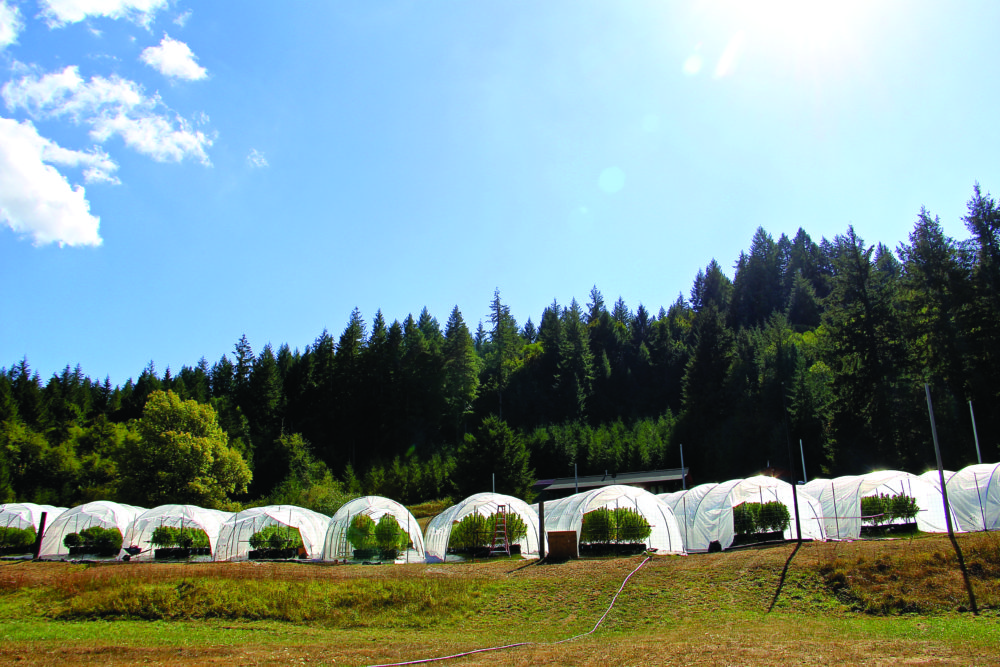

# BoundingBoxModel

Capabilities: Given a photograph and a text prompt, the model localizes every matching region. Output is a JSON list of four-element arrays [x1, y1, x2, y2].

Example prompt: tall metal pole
[[679, 443, 686, 490], [574, 463, 578, 494], [927, 384, 978, 614], [969, 400, 983, 465], [799, 439, 808, 484], [492, 473, 495, 494]]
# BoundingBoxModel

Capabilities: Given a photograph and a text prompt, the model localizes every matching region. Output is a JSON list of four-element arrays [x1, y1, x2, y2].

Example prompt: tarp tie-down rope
[[367, 555, 652, 667]]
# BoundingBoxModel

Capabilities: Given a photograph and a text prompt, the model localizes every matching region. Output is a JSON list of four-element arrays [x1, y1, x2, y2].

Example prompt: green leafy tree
[[455, 415, 533, 499], [442, 306, 480, 443], [117, 390, 251, 509]]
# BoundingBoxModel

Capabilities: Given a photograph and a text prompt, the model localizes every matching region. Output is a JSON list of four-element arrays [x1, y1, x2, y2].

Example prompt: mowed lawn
[[0, 533, 998, 666]]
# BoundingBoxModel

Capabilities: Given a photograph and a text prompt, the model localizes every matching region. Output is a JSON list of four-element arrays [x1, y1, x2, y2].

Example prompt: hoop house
[[946, 463, 1000, 532], [0, 503, 66, 531], [323, 496, 425, 562], [658, 483, 717, 552], [687, 476, 825, 552], [119, 504, 233, 561], [38, 501, 145, 559], [802, 471, 957, 540], [214, 505, 330, 561], [917, 469, 955, 493], [424, 493, 539, 563], [547, 485, 684, 554]]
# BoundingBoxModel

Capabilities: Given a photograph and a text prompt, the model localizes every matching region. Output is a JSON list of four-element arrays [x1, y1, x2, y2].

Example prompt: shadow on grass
[[766, 541, 801, 614]]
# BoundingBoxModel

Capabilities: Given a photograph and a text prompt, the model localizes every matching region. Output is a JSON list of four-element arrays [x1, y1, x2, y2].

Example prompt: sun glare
[[725, 0, 862, 53]]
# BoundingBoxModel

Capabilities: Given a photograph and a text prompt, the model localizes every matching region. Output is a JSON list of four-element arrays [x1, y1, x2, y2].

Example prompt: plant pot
[[579, 542, 646, 557], [0, 546, 33, 556], [248, 547, 299, 560], [731, 530, 785, 547], [153, 547, 209, 559], [68, 546, 119, 557]]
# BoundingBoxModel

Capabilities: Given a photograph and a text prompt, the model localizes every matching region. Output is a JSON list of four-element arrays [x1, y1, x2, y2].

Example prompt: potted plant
[[732, 501, 790, 546], [63, 526, 122, 557], [373, 514, 410, 560], [248, 524, 304, 560], [347, 514, 378, 560], [861, 493, 919, 536], [447, 511, 528, 558], [0, 526, 36, 556], [579, 507, 651, 556], [150, 526, 212, 559]]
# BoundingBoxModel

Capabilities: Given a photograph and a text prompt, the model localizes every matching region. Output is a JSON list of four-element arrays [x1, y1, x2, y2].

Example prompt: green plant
[[861, 494, 888, 526], [758, 501, 791, 533], [450, 511, 529, 550], [733, 501, 790, 535], [150, 526, 211, 549], [374, 514, 409, 552], [450, 513, 489, 550], [889, 494, 919, 522], [248, 524, 303, 550], [64, 526, 123, 551], [580, 507, 651, 545], [0, 526, 36, 549], [347, 514, 377, 551], [733, 503, 760, 535], [613, 507, 652, 543]]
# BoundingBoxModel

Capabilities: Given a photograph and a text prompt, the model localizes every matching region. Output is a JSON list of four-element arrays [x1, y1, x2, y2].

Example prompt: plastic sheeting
[[946, 463, 1000, 532], [802, 471, 958, 540], [658, 483, 717, 552], [687, 476, 826, 552], [424, 493, 539, 563], [119, 504, 233, 561], [0, 503, 66, 531], [917, 470, 955, 493], [322, 496, 424, 562], [546, 485, 684, 554], [213, 505, 330, 561], [38, 501, 146, 559]]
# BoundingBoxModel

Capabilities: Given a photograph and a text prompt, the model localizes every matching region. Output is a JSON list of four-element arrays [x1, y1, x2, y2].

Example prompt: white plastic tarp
[[424, 493, 539, 563], [658, 483, 717, 553], [0, 503, 66, 532], [687, 476, 825, 552], [546, 485, 684, 554], [323, 496, 425, 561], [917, 470, 955, 493], [119, 504, 233, 561], [38, 501, 146, 559], [213, 505, 330, 561], [946, 463, 1000, 532], [802, 471, 958, 540]]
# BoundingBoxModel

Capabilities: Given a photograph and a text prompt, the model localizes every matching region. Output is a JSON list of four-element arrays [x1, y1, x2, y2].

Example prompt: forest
[[2, 185, 998, 513]]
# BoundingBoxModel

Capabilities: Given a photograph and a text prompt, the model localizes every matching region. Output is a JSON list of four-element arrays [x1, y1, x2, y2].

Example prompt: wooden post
[[538, 501, 545, 559], [32, 512, 47, 560]]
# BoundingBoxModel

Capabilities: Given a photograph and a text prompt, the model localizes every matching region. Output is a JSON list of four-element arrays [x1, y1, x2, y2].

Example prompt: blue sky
[[2, 1, 999, 386]]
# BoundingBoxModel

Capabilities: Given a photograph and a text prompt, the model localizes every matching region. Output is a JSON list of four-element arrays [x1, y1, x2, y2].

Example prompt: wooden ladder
[[489, 505, 511, 556]]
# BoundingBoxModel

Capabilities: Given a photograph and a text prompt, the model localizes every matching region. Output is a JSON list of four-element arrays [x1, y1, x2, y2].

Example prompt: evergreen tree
[[442, 306, 480, 442]]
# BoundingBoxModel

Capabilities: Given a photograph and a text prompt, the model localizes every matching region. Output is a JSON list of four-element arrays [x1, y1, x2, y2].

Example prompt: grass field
[[1, 532, 998, 666]]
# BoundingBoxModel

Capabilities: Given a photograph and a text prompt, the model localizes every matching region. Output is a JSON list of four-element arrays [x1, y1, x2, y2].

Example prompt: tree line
[[2, 185, 998, 511]]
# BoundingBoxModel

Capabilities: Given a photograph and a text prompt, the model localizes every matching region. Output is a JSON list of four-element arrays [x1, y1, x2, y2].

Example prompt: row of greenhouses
[[2, 462, 997, 561]]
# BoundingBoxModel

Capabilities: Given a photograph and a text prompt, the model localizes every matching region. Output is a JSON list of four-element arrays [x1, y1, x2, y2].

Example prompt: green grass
[[2, 535, 999, 665]]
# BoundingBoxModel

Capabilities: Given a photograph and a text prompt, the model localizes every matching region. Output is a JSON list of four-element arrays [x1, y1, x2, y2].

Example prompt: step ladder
[[489, 505, 511, 556]]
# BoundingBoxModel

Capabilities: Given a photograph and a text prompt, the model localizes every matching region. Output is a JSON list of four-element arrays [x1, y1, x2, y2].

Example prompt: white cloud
[[140, 34, 207, 81], [3, 66, 212, 164], [39, 0, 170, 28], [246, 149, 268, 168], [0, 117, 106, 247], [174, 9, 191, 27], [0, 1, 23, 50]]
